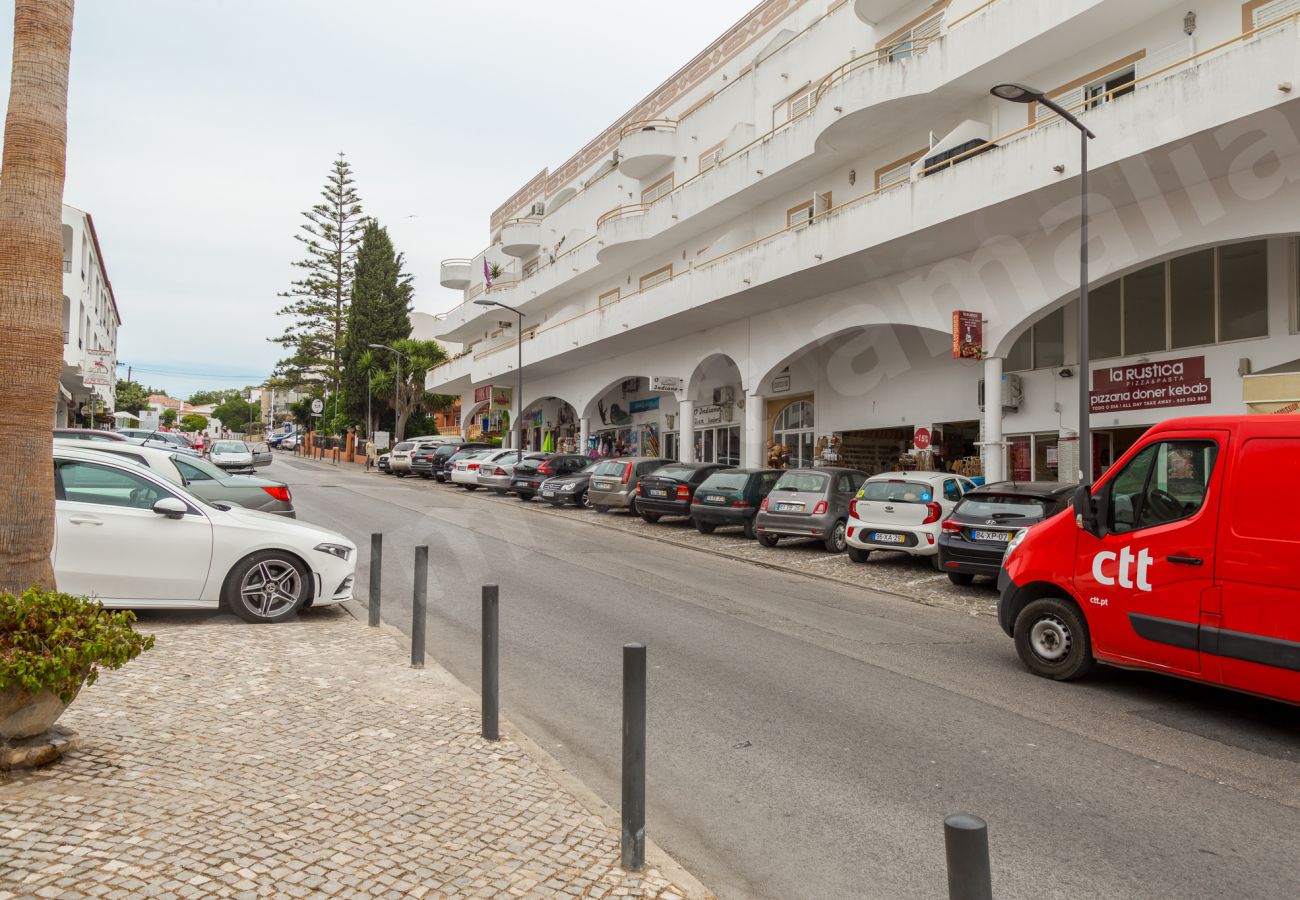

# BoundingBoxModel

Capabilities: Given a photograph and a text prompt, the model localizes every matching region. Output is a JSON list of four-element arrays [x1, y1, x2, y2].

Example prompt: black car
[[509, 453, 591, 500], [377, 453, 391, 474], [537, 463, 601, 508], [938, 481, 1074, 586], [689, 468, 783, 538], [428, 443, 493, 482], [634, 462, 732, 523]]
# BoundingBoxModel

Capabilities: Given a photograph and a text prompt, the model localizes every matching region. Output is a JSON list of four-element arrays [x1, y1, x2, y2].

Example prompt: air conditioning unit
[[712, 386, 736, 404], [977, 373, 1023, 412], [530, 202, 545, 216]]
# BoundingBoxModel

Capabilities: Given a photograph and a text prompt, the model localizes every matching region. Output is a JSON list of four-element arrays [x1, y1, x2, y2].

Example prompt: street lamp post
[[369, 343, 406, 442], [991, 82, 1097, 484], [475, 298, 525, 456]]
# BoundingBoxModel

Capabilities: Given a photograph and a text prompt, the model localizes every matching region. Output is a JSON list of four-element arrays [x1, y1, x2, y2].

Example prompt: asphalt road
[[274, 455, 1300, 900]]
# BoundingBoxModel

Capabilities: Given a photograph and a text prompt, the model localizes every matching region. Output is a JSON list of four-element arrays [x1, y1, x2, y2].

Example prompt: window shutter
[[1253, 0, 1300, 28]]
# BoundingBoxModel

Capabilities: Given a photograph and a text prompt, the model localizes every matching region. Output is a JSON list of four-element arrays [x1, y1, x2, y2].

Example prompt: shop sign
[[82, 368, 112, 387], [1090, 356, 1211, 413], [952, 310, 983, 360], [913, 427, 932, 450], [1276, 401, 1300, 415], [473, 385, 492, 404], [693, 404, 730, 427], [628, 396, 660, 414], [489, 386, 513, 411], [650, 376, 682, 392], [772, 374, 791, 393]]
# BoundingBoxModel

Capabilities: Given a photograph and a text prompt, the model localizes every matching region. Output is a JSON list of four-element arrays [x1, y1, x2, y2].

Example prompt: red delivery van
[[998, 415, 1300, 704]]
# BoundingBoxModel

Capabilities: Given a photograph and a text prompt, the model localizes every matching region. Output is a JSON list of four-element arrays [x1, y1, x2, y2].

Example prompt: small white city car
[[208, 439, 255, 473], [53, 445, 356, 623], [846, 471, 977, 569]]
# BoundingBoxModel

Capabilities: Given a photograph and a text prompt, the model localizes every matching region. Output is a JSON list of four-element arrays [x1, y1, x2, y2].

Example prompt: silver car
[[476, 450, 535, 493], [753, 467, 868, 552], [587, 457, 673, 514]]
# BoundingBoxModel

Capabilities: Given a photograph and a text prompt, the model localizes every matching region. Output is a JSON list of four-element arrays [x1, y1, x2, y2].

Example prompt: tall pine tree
[[341, 220, 413, 427], [272, 153, 365, 413]]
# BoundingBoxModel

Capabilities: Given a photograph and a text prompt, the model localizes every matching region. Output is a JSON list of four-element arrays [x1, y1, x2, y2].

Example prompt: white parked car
[[208, 439, 255, 473], [53, 445, 355, 623], [388, 440, 416, 475], [450, 449, 505, 489], [845, 471, 977, 568]]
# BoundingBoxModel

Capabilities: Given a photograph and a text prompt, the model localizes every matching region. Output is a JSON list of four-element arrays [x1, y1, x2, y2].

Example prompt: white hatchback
[[846, 471, 977, 568], [53, 446, 356, 623], [450, 449, 509, 489]]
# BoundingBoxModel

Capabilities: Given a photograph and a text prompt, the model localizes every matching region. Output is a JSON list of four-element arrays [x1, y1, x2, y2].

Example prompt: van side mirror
[[1072, 484, 1101, 537]]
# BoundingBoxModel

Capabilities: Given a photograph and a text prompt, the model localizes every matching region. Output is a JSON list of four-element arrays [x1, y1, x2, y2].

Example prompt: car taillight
[[636, 483, 644, 495], [493, 467, 506, 476], [731, 500, 751, 508], [922, 501, 942, 524], [538, 462, 553, 474], [621, 462, 633, 483], [692, 494, 704, 504], [262, 485, 291, 503], [813, 500, 828, 515], [941, 518, 963, 533], [849, 499, 858, 519], [760, 497, 769, 511], [469, 463, 480, 470], [676, 485, 689, 499]]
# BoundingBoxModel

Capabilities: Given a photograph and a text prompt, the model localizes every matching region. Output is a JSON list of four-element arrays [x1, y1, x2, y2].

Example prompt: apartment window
[[787, 85, 818, 120], [787, 200, 814, 229], [1247, 0, 1300, 31], [878, 8, 945, 62], [1033, 52, 1145, 123], [598, 288, 621, 308], [522, 257, 539, 278], [875, 149, 925, 190], [1084, 68, 1136, 109], [699, 142, 725, 174], [1006, 308, 1065, 372], [641, 173, 674, 204], [639, 265, 673, 292]]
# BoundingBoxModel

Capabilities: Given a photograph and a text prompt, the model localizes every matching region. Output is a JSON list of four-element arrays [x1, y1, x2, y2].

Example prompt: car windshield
[[212, 442, 246, 453], [957, 495, 1051, 519], [859, 480, 933, 503], [434, 446, 459, 459], [648, 465, 698, 481], [393, 442, 414, 452], [772, 472, 828, 493], [579, 462, 601, 474], [699, 472, 751, 491]]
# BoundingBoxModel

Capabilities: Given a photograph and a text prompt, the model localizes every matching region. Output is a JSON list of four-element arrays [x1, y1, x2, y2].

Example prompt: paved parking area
[[434, 481, 1000, 619], [0, 607, 703, 900]]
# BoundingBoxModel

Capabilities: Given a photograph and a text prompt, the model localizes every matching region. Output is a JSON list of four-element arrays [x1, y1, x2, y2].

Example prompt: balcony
[[500, 217, 542, 258], [617, 120, 677, 180], [439, 258, 473, 289]]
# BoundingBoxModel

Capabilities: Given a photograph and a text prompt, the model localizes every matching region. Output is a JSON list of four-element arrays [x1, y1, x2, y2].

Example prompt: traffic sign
[[310, 398, 324, 415]]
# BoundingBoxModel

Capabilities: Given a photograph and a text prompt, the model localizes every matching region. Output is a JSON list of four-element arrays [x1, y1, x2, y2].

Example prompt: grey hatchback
[[587, 457, 673, 514], [753, 467, 868, 552]]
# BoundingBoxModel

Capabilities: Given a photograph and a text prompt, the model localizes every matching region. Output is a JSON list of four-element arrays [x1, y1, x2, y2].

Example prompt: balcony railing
[[464, 12, 1295, 368], [619, 118, 677, 138]]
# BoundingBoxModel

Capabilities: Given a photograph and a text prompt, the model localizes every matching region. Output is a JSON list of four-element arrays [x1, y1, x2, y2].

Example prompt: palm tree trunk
[[0, 0, 75, 593]]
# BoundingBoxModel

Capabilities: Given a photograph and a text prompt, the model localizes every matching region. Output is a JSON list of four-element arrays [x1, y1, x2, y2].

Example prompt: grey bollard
[[367, 533, 382, 627], [482, 584, 499, 741], [621, 642, 647, 871], [944, 813, 993, 900], [411, 545, 428, 668]]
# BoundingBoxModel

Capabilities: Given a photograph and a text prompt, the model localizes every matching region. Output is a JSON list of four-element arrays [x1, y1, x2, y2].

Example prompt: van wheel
[[847, 546, 870, 564], [757, 533, 779, 548], [695, 520, 716, 535], [947, 572, 975, 586], [1014, 597, 1095, 681], [823, 520, 847, 553]]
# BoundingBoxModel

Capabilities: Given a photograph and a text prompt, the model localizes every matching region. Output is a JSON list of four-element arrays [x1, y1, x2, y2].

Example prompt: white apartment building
[[430, 0, 1300, 482], [59, 204, 121, 426]]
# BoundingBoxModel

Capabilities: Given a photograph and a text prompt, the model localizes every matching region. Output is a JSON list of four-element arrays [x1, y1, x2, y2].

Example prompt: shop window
[[1218, 240, 1269, 341], [1171, 249, 1215, 348], [773, 400, 815, 468], [1122, 263, 1167, 354], [1005, 308, 1064, 371], [1005, 330, 1033, 372], [1088, 280, 1122, 360]]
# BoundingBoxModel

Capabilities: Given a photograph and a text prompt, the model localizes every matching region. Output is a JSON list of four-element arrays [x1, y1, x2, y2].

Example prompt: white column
[[982, 355, 1005, 483], [678, 398, 694, 463], [579, 416, 590, 452], [744, 394, 765, 468]]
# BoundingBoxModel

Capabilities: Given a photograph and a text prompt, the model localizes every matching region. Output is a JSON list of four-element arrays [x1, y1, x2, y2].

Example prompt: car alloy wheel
[[824, 520, 847, 553], [228, 553, 308, 623], [580, 490, 593, 509]]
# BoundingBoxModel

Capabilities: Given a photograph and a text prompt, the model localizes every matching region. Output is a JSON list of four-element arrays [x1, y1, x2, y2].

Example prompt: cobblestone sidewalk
[[0, 607, 705, 900]]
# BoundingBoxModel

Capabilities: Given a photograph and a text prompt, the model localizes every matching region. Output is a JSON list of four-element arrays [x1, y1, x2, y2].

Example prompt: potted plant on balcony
[[0, 588, 154, 745]]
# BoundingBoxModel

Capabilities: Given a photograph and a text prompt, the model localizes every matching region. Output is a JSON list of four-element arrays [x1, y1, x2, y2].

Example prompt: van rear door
[[1072, 433, 1225, 675], [1214, 423, 1300, 703]]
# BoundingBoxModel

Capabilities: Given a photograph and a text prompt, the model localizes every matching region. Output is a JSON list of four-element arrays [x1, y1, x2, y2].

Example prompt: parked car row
[[381, 441, 1069, 588]]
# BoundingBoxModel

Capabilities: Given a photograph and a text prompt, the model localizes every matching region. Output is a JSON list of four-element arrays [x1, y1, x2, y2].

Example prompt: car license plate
[[972, 529, 1011, 543], [650, 488, 668, 497], [775, 502, 803, 512], [542, 489, 555, 498], [594, 480, 613, 490], [705, 494, 726, 504], [871, 532, 905, 544]]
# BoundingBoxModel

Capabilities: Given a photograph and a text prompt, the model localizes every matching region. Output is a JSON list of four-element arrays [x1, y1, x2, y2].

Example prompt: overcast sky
[[0, 0, 754, 399]]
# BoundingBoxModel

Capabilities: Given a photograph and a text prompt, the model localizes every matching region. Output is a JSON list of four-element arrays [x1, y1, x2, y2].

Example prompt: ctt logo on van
[[1091, 547, 1154, 592]]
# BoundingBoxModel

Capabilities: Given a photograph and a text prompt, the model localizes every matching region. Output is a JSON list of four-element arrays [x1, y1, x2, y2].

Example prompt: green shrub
[[0, 588, 154, 702]]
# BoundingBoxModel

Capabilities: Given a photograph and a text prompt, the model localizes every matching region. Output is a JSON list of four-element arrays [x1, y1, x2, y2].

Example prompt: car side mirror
[[152, 497, 188, 519], [1072, 484, 1101, 537]]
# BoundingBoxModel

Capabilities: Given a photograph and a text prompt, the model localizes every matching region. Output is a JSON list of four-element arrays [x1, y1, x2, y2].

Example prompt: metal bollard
[[367, 533, 382, 627], [621, 642, 647, 871], [482, 584, 500, 741], [944, 813, 993, 900], [411, 545, 428, 668]]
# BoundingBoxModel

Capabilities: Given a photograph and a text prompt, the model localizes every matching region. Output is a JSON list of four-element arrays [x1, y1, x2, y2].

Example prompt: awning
[[1243, 358, 1300, 414]]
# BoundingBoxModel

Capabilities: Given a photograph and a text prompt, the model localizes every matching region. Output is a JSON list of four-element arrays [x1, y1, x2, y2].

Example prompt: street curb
[[339, 600, 716, 900]]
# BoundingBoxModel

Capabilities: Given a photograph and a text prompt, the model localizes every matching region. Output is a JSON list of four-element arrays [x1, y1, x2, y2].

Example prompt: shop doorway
[[839, 426, 913, 475], [695, 425, 741, 465], [1093, 426, 1148, 477], [935, 420, 981, 477], [772, 399, 815, 468]]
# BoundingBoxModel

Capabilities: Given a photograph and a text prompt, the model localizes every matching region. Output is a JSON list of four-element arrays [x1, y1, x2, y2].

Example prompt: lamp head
[[990, 83, 1043, 103], [474, 299, 498, 308]]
